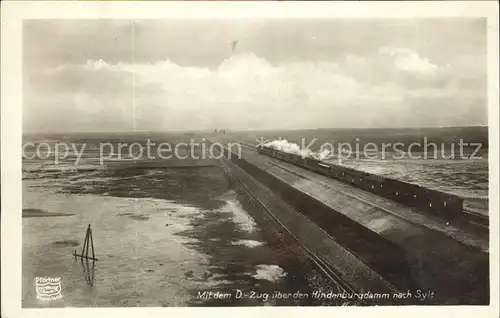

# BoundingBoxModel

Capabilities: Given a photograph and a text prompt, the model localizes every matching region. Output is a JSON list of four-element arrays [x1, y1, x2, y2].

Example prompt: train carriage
[[257, 145, 463, 219]]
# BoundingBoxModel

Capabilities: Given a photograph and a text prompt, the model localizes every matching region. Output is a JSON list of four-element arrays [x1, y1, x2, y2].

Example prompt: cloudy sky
[[23, 19, 487, 132]]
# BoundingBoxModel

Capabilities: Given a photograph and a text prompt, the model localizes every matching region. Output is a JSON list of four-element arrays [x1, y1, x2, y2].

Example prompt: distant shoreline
[[21, 125, 489, 136], [22, 208, 74, 218]]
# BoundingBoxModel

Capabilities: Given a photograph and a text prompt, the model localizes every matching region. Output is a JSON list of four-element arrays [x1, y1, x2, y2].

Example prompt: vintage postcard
[[1, 1, 499, 318]]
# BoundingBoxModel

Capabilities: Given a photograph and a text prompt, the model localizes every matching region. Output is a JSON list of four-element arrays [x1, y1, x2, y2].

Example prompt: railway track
[[217, 151, 371, 306], [462, 209, 489, 228]]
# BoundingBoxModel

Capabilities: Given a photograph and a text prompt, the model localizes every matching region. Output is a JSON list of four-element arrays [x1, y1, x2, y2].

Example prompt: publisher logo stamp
[[36, 277, 62, 301]]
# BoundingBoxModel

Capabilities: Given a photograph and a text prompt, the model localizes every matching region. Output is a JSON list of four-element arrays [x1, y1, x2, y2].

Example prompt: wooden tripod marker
[[73, 224, 98, 261]]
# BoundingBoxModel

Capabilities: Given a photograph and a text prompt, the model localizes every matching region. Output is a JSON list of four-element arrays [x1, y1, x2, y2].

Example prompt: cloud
[[24, 51, 485, 132], [379, 47, 439, 75], [93, 53, 360, 107]]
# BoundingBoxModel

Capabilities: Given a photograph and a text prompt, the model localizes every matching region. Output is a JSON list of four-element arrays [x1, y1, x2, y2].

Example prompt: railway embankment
[[212, 139, 489, 305]]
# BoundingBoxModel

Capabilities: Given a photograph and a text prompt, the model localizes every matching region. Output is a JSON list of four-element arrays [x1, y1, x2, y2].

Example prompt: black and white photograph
[[1, 1, 499, 316]]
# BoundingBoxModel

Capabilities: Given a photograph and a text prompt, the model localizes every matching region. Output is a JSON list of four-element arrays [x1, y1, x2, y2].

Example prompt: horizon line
[[22, 124, 489, 135]]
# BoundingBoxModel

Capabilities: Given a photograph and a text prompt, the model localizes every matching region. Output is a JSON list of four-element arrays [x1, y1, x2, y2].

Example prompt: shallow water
[[22, 144, 329, 307], [23, 185, 207, 307]]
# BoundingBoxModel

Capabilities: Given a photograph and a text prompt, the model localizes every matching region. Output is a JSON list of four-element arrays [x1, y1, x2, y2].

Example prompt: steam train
[[257, 145, 463, 219]]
